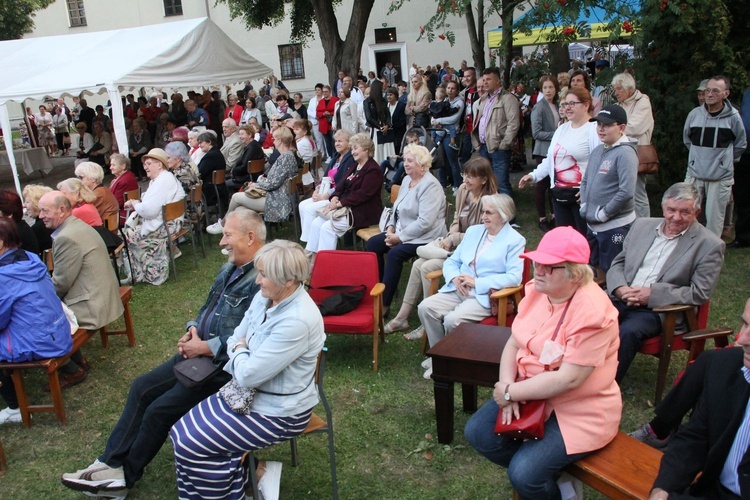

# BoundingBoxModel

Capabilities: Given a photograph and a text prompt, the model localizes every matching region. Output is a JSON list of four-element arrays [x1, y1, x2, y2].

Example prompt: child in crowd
[[429, 86, 460, 150], [19, 124, 30, 146], [62, 132, 72, 155]]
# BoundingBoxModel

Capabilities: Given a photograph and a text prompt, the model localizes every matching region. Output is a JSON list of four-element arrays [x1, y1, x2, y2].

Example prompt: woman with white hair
[[164, 141, 199, 195], [74, 161, 119, 221], [108, 154, 139, 226], [187, 129, 205, 166], [417, 194, 525, 378], [612, 72, 655, 218], [57, 178, 103, 227], [170, 240, 324, 500]]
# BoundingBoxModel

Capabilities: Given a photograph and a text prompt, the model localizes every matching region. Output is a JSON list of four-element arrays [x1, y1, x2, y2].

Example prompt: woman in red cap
[[465, 226, 621, 499]]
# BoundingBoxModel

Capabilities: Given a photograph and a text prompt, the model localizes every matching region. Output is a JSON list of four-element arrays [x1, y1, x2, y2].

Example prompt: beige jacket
[[619, 90, 654, 146], [471, 90, 521, 152], [52, 216, 123, 330]]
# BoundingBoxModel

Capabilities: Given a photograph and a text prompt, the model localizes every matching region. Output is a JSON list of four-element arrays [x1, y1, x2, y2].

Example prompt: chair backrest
[[390, 185, 400, 204], [212, 169, 226, 185], [190, 183, 203, 204], [163, 198, 186, 223], [248, 159, 265, 175], [42, 248, 53, 272], [310, 250, 380, 307], [124, 189, 140, 202], [103, 212, 119, 234]]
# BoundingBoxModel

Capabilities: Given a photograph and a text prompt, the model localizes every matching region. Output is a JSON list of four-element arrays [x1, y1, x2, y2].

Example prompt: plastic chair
[[245, 348, 338, 499], [638, 301, 731, 404], [161, 199, 199, 281], [310, 250, 385, 371]]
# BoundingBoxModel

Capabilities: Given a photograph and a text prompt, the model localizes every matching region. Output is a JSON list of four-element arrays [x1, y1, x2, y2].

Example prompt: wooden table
[[427, 323, 511, 444], [0, 147, 53, 176]]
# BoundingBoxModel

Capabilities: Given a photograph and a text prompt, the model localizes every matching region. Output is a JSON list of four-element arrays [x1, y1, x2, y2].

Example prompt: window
[[164, 0, 183, 16], [374, 28, 397, 44], [278, 44, 305, 80], [67, 0, 86, 27]]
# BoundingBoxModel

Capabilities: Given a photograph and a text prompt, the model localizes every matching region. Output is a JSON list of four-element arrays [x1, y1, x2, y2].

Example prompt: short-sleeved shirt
[[512, 281, 622, 454]]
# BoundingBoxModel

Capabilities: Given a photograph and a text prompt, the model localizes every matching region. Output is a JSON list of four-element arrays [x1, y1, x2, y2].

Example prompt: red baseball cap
[[520, 226, 590, 265]]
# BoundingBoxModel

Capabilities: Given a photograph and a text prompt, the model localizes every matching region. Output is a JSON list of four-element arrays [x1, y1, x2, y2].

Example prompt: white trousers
[[305, 213, 350, 253], [418, 291, 491, 348], [299, 197, 329, 242]]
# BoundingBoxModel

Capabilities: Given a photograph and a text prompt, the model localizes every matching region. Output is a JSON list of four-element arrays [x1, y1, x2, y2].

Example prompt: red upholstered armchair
[[309, 250, 386, 371]]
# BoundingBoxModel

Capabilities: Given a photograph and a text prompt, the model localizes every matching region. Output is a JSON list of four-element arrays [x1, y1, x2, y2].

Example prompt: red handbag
[[493, 293, 574, 440]]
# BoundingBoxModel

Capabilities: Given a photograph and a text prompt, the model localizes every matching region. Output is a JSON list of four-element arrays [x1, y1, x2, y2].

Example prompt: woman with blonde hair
[[75, 161, 119, 222], [22, 184, 54, 252], [57, 178, 102, 227], [406, 74, 432, 128]]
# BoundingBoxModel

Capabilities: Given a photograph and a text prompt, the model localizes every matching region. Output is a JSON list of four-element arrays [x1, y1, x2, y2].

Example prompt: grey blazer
[[52, 216, 124, 330], [388, 172, 446, 244], [606, 218, 725, 307], [531, 100, 558, 157]]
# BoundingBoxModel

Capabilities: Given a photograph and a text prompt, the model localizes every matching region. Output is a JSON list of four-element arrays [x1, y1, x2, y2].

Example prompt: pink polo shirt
[[512, 280, 622, 455]]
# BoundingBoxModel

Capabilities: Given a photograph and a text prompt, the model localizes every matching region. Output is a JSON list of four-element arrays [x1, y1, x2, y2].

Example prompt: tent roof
[[0, 17, 272, 104]]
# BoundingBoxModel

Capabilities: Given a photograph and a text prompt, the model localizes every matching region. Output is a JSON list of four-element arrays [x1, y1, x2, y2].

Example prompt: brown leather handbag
[[637, 144, 659, 174]]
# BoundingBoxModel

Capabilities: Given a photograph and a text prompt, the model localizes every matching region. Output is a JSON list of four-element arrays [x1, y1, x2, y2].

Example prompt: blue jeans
[[442, 134, 462, 188], [465, 400, 591, 499], [612, 299, 662, 383], [459, 132, 473, 167], [366, 232, 420, 308], [479, 144, 512, 196], [100, 353, 231, 487]]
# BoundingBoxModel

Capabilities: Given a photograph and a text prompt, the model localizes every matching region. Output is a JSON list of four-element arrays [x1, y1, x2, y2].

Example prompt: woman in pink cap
[[465, 226, 621, 499]]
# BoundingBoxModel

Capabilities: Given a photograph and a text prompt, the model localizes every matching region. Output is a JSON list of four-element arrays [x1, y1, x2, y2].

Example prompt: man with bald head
[[219, 118, 243, 167]]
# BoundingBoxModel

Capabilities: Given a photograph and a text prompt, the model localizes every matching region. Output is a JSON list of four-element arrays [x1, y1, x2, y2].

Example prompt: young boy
[[429, 86, 461, 150], [579, 104, 638, 274]]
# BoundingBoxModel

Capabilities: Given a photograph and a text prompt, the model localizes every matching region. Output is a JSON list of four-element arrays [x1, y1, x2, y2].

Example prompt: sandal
[[404, 325, 425, 341], [384, 318, 409, 334]]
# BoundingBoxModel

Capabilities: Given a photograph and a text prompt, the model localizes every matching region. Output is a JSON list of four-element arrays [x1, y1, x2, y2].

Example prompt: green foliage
[[0, 0, 53, 40], [634, 0, 748, 187], [388, 0, 490, 47]]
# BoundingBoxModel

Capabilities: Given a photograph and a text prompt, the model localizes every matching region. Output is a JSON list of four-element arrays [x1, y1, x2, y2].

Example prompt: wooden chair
[[123, 188, 141, 222], [356, 185, 399, 247], [247, 158, 265, 181], [245, 348, 338, 499], [211, 169, 227, 219], [310, 250, 386, 371], [161, 199, 199, 281], [639, 301, 731, 404], [421, 256, 531, 355], [189, 183, 206, 258], [42, 249, 136, 349], [103, 212, 128, 285], [0, 328, 94, 427]]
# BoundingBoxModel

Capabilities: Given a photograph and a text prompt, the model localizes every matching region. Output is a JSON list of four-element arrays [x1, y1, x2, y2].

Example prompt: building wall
[[27, 0, 504, 93]]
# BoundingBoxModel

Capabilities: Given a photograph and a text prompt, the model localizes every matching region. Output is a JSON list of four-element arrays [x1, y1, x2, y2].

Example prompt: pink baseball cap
[[520, 226, 590, 265]]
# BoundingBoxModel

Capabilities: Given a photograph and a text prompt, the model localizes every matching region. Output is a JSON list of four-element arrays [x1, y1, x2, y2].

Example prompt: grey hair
[[563, 262, 594, 286], [164, 141, 190, 162], [225, 207, 267, 243], [254, 239, 309, 286], [662, 182, 701, 210], [197, 131, 218, 147], [481, 193, 516, 224], [187, 130, 201, 140], [611, 73, 636, 92], [74, 161, 105, 184], [110, 153, 130, 170]]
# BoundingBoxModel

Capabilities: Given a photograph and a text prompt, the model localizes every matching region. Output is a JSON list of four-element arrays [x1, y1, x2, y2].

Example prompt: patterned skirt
[[170, 393, 312, 500], [122, 219, 181, 286]]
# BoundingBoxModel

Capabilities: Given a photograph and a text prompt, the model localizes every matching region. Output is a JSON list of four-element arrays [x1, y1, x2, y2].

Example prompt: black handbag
[[173, 356, 222, 388], [550, 186, 579, 206], [308, 285, 367, 316]]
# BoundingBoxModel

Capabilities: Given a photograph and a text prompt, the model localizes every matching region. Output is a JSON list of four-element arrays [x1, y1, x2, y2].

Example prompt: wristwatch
[[503, 384, 512, 402]]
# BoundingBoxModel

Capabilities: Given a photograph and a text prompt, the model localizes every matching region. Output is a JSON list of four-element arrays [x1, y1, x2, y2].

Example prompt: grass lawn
[[1, 181, 748, 499]]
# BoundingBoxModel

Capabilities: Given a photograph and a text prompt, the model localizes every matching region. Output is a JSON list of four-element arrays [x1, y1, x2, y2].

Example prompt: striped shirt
[[719, 366, 750, 495]]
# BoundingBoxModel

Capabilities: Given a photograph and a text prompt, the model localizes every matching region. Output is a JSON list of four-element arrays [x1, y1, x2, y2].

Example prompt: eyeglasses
[[534, 264, 566, 274], [560, 101, 583, 108], [480, 209, 497, 216], [704, 88, 725, 95]]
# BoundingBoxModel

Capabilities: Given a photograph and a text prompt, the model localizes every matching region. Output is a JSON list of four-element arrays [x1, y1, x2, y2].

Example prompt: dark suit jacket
[[607, 218, 725, 307], [198, 146, 228, 206], [231, 141, 264, 183], [334, 158, 383, 230], [653, 347, 749, 498]]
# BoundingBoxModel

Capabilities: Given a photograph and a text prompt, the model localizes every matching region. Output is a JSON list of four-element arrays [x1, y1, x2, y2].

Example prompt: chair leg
[[327, 425, 339, 500], [10, 370, 31, 428], [0, 432, 6, 475], [167, 239, 178, 281], [244, 451, 264, 500], [654, 315, 677, 404], [47, 369, 67, 425], [190, 228, 199, 269], [290, 437, 300, 467], [119, 228, 134, 280]]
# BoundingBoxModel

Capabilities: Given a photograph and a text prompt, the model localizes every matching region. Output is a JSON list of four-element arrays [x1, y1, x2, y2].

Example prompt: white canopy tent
[[0, 17, 272, 196]]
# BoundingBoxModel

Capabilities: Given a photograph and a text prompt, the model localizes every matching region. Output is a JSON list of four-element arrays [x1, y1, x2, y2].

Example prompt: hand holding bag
[[494, 293, 575, 440], [378, 207, 392, 232], [219, 378, 256, 415]]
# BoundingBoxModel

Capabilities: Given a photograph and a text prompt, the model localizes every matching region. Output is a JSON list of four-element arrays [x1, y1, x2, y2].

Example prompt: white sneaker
[[0, 407, 21, 424], [423, 367, 433, 379], [420, 358, 432, 370], [257, 461, 282, 500], [206, 220, 224, 235], [61, 462, 126, 494]]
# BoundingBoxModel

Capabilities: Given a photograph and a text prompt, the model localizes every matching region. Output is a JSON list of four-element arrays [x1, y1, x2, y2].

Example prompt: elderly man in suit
[[37, 191, 123, 386], [649, 298, 750, 499], [219, 118, 243, 168], [607, 182, 725, 382]]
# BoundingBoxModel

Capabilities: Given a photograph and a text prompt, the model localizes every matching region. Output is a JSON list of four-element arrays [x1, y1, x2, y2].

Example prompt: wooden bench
[[0, 328, 94, 428], [565, 432, 663, 499]]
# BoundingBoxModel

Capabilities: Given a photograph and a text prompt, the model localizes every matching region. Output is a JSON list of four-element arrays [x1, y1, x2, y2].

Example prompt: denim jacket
[[226, 285, 325, 417], [186, 261, 260, 365]]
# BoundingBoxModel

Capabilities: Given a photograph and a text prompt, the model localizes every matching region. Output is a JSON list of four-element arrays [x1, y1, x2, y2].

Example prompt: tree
[[0, 0, 53, 41], [218, 0, 375, 84]]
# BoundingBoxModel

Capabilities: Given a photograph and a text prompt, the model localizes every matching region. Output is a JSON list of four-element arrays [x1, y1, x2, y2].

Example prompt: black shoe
[[727, 239, 750, 249], [538, 219, 553, 233]]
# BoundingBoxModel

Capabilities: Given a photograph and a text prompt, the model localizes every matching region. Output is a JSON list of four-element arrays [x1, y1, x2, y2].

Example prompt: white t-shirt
[[530, 121, 601, 187]]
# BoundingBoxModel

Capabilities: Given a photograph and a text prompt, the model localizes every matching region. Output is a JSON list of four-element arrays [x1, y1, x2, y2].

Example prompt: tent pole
[[0, 104, 24, 198], [105, 85, 129, 158]]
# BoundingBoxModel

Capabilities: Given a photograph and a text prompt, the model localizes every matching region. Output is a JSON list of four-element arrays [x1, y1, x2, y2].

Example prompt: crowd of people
[[1, 54, 749, 500]]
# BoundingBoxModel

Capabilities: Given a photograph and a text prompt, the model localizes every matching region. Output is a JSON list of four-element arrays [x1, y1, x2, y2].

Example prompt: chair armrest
[[370, 283, 385, 297], [683, 327, 734, 342], [652, 304, 693, 313], [490, 285, 524, 301], [425, 270, 443, 281]]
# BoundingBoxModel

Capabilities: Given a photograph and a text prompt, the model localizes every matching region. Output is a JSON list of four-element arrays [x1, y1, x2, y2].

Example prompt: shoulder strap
[[544, 290, 576, 371]]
